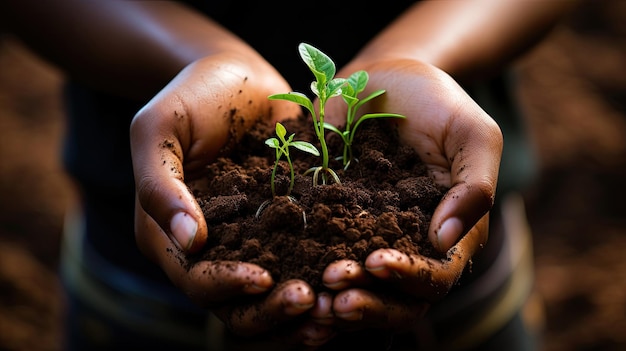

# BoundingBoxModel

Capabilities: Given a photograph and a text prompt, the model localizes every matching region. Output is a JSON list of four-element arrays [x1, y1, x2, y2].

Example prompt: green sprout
[[324, 70, 406, 170], [265, 121, 319, 197], [269, 42, 406, 184], [269, 42, 345, 185]]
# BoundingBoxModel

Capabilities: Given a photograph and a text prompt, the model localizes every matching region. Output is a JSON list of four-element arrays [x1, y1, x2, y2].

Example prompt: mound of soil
[[191, 115, 446, 291]]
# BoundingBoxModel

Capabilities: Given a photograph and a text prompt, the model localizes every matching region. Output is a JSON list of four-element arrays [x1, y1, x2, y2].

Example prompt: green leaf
[[347, 70, 369, 95], [323, 122, 343, 136], [327, 78, 347, 99], [275, 122, 287, 139], [350, 113, 406, 143], [291, 141, 320, 156], [310, 81, 320, 99], [269, 92, 315, 116], [299, 43, 335, 85], [341, 83, 356, 99], [342, 93, 358, 107], [265, 137, 280, 148], [356, 89, 386, 107]]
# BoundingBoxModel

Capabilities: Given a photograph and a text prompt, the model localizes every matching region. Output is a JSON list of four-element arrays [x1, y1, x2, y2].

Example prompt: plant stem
[[318, 102, 330, 170], [286, 155, 295, 195]]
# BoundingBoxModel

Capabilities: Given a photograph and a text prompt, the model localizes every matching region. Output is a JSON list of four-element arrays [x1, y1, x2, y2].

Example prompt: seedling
[[324, 70, 406, 169], [269, 43, 345, 185], [257, 122, 317, 220], [265, 122, 319, 197], [268, 43, 405, 183]]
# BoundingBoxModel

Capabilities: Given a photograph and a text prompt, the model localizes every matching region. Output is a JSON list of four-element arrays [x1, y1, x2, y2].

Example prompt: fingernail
[[323, 280, 346, 290], [170, 212, 197, 251], [438, 217, 463, 251], [243, 283, 269, 294], [285, 302, 315, 316]]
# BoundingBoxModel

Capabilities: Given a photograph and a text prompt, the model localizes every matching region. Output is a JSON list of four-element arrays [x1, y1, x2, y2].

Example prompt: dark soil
[[191, 115, 445, 291]]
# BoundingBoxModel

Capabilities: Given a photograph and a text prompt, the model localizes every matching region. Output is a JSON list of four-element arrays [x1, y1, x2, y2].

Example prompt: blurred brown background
[[1, 1, 625, 350]]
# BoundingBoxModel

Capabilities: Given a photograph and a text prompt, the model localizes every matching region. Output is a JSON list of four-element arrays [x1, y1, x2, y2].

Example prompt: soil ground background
[[1, 1, 625, 350]]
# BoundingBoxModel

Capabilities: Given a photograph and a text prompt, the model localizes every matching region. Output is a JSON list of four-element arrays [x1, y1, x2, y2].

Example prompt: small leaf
[[356, 89, 387, 107], [342, 83, 356, 99], [342, 94, 358, 107], [347, 70, 369, 95], [323, 122, 343, 136], [291, 141, 320, 156], [275, 122, 287, 139], [299, 43, 335, 85], [265, 137, 280, 148], [269, 92, 315, 117], [327, 78, 347, 98], [310, 81, 320, 98], [350, 113, 406, 143]]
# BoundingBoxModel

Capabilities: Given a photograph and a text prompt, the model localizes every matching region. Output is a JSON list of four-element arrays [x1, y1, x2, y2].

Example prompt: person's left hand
[[319, 58, 502, 334]]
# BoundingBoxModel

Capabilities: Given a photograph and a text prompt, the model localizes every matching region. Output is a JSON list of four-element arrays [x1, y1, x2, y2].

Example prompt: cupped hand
[[321, 58, 502, 330], [129, 52, 318, 338]]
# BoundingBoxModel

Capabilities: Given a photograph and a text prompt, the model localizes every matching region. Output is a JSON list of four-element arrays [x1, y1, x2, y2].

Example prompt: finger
[[215, 279, 316, 337], [130, 95, 214, 253], [430, 213, 490, 286], [332, 288, 428, 331], [364, 248, 452, 300], [134, 203, 274, 305], [322, 259, 372, 290], [428, 100, 502, 252], [309, 291, 334, 325], [221, 292, 336, 348], [429, 179, 494, 252], [365, 216, 489, 301]]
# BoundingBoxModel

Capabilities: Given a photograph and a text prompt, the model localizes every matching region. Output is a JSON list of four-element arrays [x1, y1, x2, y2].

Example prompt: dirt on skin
[[190, 115, 446, 292]]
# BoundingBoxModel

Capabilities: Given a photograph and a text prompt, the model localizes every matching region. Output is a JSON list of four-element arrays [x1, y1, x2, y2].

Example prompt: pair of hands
[[130, 53, 502, 348]]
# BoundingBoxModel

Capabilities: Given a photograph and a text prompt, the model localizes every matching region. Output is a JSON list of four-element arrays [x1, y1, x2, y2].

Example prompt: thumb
[[130, 105, 208, 254], [429, 107, 502, 253], [430, 182, 493, 253]]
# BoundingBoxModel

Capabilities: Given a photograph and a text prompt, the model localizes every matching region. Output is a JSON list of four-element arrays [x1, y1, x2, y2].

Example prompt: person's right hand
[[130, 52, 332, 343]]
